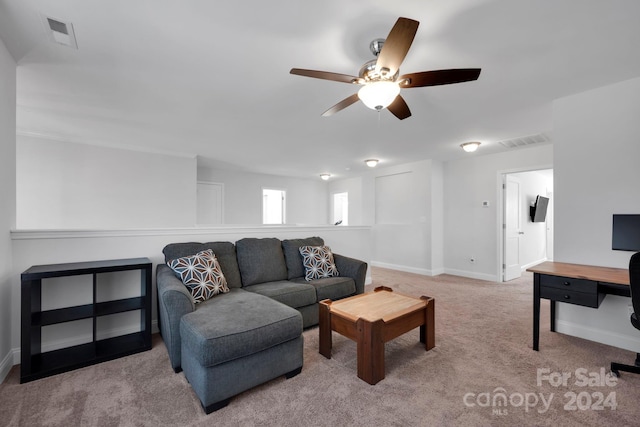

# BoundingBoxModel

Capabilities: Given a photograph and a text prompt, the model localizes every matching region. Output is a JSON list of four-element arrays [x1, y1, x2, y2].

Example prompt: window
[[332, 192, 348, 225], [263, 189, 286, 224]]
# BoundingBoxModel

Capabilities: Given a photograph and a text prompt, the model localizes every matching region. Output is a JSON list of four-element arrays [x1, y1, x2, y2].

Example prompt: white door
[[197, 182, 223, 225], [504, 175, 523, 281]]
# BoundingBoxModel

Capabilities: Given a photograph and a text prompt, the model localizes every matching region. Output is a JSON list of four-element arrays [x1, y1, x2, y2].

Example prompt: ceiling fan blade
[[375, 17, 419, 77], [387, 95, 411, 120], [290, 68, 359, 84], [322, 93, 360, 117], [399, 68, 481, 88]]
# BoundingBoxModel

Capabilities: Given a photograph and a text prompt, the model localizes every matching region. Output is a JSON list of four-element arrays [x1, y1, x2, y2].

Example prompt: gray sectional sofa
[[156, 236, 367, 413]]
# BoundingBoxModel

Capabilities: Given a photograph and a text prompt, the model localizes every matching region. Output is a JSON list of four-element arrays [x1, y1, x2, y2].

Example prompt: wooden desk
[[526, 261, 630, 351]]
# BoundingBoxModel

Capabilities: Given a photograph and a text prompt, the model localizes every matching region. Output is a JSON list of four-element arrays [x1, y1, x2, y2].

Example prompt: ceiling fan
[[290, 17, 481, 120]]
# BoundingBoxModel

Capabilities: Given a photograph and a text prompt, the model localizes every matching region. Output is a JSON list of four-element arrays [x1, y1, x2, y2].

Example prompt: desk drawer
[[539, 287, 604, 308], [539, 275, 597, 293]]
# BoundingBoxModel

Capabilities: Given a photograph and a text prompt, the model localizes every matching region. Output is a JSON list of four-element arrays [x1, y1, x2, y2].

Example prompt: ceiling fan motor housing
[[359, 58, 398, 82]]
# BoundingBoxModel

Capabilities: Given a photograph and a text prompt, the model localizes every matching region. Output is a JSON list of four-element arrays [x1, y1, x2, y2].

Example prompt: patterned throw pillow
[[168, 249, 229, 303], [298, 245, 339, 281]]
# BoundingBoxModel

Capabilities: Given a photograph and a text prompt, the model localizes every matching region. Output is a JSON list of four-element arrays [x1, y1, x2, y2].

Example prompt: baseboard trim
[[0, 348, 14, 384], [521, 258, 547, 272], [370, 261, 440, 277], [556, 320, 640, 353], [370, 262, 498, 281], [443, 268, 499, 282]]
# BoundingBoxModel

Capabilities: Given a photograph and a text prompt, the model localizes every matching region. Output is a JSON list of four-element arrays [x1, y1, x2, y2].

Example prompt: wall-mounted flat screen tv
[[530, 195, 549, 222], [612, 214, 640, 251]]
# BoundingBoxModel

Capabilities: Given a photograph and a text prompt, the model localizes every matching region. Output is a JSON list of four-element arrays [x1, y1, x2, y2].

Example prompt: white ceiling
[[2, 0, 640, 179]]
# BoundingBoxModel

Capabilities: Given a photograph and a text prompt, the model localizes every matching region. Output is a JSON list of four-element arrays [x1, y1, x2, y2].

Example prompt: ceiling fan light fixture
[[461, 141, 481, 152], [358, 81, 400, 111], [365, 159, 379, 167], [320, 173, 331, 180]]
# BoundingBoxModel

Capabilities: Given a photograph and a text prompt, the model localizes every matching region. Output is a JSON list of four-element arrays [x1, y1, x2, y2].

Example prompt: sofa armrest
[[156, 264, 195, 372], [333, 253, 368, 295]]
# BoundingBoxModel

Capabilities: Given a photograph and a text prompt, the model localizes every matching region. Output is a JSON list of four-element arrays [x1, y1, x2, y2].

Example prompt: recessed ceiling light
[[320, 173, 331, 180], [461, 142, 481, 153], [365, 159, 379, 167]]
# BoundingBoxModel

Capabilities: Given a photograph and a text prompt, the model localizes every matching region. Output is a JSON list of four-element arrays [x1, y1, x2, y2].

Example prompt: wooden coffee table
[[319, 286, 435, 385]]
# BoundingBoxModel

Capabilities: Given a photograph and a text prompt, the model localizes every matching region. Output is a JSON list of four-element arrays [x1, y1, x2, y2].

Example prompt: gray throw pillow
[[282, 237, 324, 279]]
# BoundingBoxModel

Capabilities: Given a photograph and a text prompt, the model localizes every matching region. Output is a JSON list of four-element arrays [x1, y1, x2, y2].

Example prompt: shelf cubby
[[21, 258, 152, 383]]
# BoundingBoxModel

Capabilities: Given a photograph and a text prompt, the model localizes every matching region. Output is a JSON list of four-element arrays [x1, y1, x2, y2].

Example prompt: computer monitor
[[612, 214, 640, 251]]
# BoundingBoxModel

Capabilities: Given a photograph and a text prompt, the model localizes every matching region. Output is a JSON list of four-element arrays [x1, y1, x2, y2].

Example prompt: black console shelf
[[21, 258, 152, 383]]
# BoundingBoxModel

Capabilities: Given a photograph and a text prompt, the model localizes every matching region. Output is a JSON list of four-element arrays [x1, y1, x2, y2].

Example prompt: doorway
[[332, 192, 348, 225], [500, 169, 553, 282], [196, 181, 224, 225]]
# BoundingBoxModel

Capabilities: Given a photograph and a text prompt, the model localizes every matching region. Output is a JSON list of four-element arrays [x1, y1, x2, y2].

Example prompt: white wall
[[554, 77, 640, 267], [330, 149, 553, 282], [443, 144, 553, 281], [16, 135, 197, 229], [197, 167, 329, 225], [331, 160, 443, 276], [430, 161, 444, 274], [0, 36, 16, 382], [553, 76, 640, 352]]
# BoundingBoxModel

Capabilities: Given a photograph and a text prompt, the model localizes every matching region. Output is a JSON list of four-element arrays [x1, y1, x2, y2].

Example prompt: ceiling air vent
[[42, 15, 78, 49], [497, 133, 550, 149]]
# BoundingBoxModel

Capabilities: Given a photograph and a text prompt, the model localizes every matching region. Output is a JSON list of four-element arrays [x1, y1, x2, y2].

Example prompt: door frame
[[497, 165, 553, 282]]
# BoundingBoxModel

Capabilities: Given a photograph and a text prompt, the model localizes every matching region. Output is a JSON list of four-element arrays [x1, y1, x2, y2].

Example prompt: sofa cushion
[[243, 280, 317, 309], [299, 245, 339, 281], [163, 242, 243, 289], [281, 237, 324, 280], [290, 276, 356, 301], [236, 238, 288, 286], [180, 289, 302, 367], [168, 249, 229, 303]]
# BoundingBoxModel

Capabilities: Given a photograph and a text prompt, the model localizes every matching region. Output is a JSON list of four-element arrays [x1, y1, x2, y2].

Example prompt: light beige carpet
[[2, 267, 640, 426]]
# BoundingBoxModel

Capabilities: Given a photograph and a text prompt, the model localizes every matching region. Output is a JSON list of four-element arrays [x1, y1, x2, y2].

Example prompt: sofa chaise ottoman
[[180, 289, 303, 413]]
